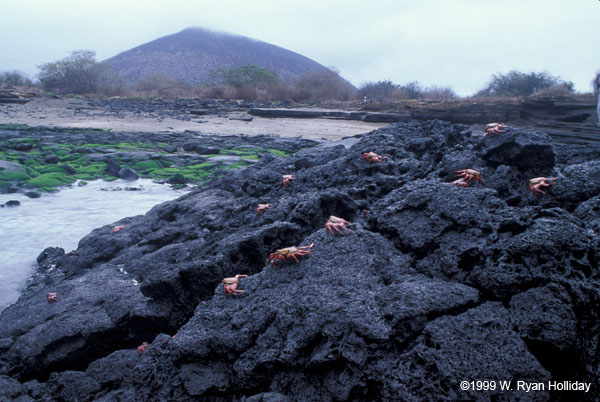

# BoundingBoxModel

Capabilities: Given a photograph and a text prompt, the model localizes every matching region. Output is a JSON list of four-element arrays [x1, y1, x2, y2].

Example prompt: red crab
[[529, 177, 557, 195], [282, 174, 295, 187], [222, 274, 248, 296], [362, 152, 387, 163], [137, 342, 150, 356], [256, 203, 272, 215], [325, 216, 352, 235], [112, 225, 126, 233], [454, 169, 482, 183], [266, 243, 315, 268], [46, 292, 58, 303], [450, 178, 469, 187], [484, 123, 508, 137]]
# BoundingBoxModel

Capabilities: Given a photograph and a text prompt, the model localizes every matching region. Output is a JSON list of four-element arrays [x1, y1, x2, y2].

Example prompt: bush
[[293, 68, 354, 102], [357, 80, 397, 102], [38, 50, 100, 94], [210, 64, 279, 89], [421, 86, 458, 101], [0, 71, 33, 88], [475, 70, 574, 97], [133, 72, 191, 97]]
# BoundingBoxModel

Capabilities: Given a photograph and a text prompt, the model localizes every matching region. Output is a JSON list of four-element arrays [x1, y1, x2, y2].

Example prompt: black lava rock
[[0, 121, 598, 401]]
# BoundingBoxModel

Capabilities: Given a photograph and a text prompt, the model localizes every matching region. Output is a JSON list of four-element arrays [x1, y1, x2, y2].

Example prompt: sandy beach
[[0, 97, 389, 141]]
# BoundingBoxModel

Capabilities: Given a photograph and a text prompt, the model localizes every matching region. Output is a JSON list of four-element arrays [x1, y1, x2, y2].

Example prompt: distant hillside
[[105, 27, 332, 85]]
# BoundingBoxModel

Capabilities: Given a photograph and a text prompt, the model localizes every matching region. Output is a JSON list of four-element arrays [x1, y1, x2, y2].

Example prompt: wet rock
[[0, 120, 598, 400], [118, 167, 139, 180], [24, 191, 41, 199], [43, 154, 59, 164], [482, 128, 555, 169], [4, 200, 20, 207], [36, 247, 65, 272], [163, 144, 177, 153]]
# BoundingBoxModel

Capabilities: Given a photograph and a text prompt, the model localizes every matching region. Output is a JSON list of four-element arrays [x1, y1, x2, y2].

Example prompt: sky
[[1, 0, 599, 96]]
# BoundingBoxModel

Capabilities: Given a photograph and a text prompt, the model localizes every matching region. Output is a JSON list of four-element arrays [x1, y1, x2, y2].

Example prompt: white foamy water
[[0, 179, 187, 312]]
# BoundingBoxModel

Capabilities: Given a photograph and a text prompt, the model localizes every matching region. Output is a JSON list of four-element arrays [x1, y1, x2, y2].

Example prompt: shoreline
[[0, 97, 389, 141]]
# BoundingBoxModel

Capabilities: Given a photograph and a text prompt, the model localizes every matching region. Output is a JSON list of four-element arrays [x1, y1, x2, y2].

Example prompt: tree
[[476, 70, 574, 97], [37, 50, 103, 94]]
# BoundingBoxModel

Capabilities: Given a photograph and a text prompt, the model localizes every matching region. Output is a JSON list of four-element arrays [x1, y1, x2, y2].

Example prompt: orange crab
[[282, 174, 295, 187], [454, 169, 482, 183], [256, 203, 272, 215], [325, 216, 352, 235], [484, 123, 508, 137], [529, 177, 557, 195], [222, 274, 248, 296], [266, 243, 314, 268], [362, 152, 387, 163]]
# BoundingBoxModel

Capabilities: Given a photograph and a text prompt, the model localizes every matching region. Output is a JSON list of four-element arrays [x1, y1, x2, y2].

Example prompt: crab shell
[[266, 243, 315, 267], [325, 215, 352, 234]]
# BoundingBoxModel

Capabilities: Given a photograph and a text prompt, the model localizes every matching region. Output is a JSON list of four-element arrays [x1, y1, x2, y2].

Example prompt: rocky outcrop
[[0, 121, 598, 401]]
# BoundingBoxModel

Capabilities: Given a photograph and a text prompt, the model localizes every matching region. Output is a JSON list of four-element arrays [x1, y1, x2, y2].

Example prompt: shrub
[[357, 80, 397, 102], [0, 70, 33, 88], [475, 70, 574, 97], [293, 67, 354, 102], [133, 72, 192, 97], [38, 50, 100, 94], [210, 64, 279, 89]]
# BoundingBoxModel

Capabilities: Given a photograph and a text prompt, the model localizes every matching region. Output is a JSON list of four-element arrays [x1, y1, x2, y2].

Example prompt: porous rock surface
[[0, 121, 598, 401]]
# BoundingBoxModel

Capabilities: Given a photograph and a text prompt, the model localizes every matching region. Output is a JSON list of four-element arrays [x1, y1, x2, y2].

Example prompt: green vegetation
[[27, 173, 74, 189], [474, 70, 574, 97], [0, 125, 300, 193]]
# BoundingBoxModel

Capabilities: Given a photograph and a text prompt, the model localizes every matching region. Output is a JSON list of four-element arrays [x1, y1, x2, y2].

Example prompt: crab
[[137, 342, 150, 356], [112, 225, 126, 233], [484, 123, 508, 137], [222, 274, 248, 296], [256, 203, 273, 215], [529, 177, 557, 195], [282, 174, 295, 187], [325, 215, 352, 235], [450, 178, 469, 187], [46, 292, 58, 303], [454, 169, 482, 183], [362, 152, 387, 163], [266, 243, 315, 268]]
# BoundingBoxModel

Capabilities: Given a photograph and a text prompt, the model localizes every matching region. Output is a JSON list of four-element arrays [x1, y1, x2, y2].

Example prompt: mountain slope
[[105, 27, 331, 85]]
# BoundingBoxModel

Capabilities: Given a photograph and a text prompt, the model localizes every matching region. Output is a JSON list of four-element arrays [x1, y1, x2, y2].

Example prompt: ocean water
[[0, 179, 187, 312]]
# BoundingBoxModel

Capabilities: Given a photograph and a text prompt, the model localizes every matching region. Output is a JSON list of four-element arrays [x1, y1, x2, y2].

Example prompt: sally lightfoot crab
[[222, 274, 248, 296], [325, 216, 352, 235], [484, 123, 508, 137], [282, 174, 295, 187], [362, 152, 387, 163], [137, 342, 150, 356], [46, 292, 58, 303], [454, 169, 482, 183], [267, 243, 315, 268], [256, 203, 272, 215], [529, 177, 557, 195]]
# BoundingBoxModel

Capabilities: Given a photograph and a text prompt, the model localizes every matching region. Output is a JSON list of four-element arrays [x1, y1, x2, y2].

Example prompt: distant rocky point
[[106, 27, 332, 85]]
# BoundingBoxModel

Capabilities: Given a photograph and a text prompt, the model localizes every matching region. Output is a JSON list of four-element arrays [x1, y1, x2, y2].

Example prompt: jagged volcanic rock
[[0, 121, 598, 401]]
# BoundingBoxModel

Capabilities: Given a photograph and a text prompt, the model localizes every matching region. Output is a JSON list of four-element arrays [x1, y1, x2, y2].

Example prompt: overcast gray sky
[[2, 0, 599, 96]]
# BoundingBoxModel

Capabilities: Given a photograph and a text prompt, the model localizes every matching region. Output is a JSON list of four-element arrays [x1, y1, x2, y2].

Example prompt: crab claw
[[450, 178, 469, 187]]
